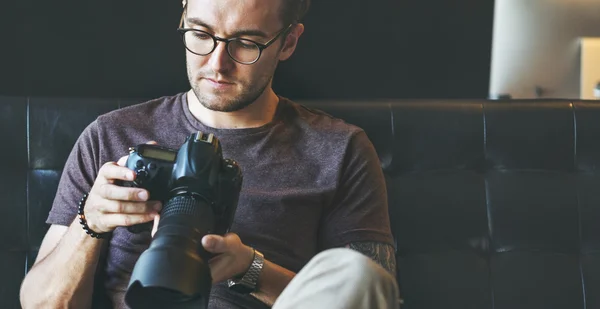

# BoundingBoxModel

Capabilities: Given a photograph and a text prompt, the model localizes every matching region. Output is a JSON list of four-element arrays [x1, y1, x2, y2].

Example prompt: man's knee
[[310, 248, 396, 285], [275, 248, 401, 309], [301, 248, 400, 308], [311, 248, 374, 269]]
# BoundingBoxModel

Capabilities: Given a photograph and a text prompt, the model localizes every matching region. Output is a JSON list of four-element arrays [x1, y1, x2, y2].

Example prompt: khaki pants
[[273, 248, 401, 309]]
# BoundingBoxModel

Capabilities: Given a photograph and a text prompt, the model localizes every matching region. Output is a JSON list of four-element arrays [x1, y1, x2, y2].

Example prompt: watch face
[[228, 280, 254, 294], [227, 250, 264, 295]]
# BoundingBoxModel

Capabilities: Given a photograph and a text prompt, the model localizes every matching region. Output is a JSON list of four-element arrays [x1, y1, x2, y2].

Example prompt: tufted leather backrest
[[1, 96, 599, 309]]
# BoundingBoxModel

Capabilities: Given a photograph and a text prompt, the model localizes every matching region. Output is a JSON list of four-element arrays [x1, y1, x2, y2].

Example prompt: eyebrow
[[185, 17, 269, 38]]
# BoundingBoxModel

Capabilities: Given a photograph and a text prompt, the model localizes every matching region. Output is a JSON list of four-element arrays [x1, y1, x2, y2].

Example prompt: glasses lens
[[228, 39, 260, 63], [184, 30, 215, 55]]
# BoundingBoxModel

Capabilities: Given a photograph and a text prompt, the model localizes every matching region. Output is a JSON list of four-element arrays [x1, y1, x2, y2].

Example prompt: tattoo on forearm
[[346, 242, 397, 276]]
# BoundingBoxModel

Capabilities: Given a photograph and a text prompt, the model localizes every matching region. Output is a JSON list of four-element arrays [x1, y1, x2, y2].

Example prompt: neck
[[186, 88, 280, 129]]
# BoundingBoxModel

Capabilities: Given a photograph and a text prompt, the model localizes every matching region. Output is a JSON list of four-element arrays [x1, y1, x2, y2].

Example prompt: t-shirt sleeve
[[319, 130, 395, 249], [46, 121, 102, 226]]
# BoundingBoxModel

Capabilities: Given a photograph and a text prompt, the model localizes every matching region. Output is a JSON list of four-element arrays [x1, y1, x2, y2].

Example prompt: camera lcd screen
[[142, 147, 177, 162]]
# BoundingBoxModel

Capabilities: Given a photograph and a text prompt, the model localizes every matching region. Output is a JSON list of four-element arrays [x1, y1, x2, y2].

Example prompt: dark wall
[[0, 0, 494, 100]]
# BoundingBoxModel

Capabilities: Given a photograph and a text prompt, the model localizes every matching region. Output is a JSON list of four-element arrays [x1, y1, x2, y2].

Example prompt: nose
[[208, 41, 235, 73]]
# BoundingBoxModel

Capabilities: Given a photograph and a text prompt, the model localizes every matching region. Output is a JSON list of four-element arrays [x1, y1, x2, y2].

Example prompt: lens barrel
[[125, 194, 215, 309]]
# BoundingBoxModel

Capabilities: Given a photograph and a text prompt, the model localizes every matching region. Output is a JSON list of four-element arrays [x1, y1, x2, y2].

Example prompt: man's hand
[[202, 233, 255, 283], [83, 143, 163, 234], [151, 217, 254, 283]]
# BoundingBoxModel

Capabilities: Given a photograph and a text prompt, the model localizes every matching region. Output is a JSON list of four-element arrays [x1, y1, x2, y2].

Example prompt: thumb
[[202, 235, 227, 253]]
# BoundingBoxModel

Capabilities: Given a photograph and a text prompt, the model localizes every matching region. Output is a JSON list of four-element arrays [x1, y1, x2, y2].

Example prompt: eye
[[235, 39, 258, 49], [191, 31, 212, 40]]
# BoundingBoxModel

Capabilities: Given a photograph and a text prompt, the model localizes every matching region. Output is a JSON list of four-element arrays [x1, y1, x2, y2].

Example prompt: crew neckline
[[180, 91, 287, 136]]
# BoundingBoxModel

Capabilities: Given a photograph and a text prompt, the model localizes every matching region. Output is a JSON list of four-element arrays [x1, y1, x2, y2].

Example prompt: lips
[[205, 78, 234, 85]]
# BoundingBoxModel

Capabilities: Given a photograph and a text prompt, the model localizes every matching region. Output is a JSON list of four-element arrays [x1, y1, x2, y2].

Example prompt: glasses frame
[[177, 6, 293, 65]]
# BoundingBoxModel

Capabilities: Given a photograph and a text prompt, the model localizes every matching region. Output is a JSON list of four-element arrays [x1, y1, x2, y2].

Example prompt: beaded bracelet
[[77, 193, 108, 239]]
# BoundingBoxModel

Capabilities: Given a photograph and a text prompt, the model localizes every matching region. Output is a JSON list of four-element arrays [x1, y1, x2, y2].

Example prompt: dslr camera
[[122, 131, 243, 309]]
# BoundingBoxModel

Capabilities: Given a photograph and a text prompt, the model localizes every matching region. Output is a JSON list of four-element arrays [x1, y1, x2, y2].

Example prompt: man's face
[[184, 0, 288, 112]]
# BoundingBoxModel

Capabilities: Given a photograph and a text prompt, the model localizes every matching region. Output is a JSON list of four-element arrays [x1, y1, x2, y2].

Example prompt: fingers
[[93, 183, 162, 212], [117, 155, 128, 167], [151, 214, 160, 238], [88, 142, 163, 232], [97, 183, 150, 201], [98, 162, 135, 184], [101, 212, 157, 228], [101, 199, 162, 214]]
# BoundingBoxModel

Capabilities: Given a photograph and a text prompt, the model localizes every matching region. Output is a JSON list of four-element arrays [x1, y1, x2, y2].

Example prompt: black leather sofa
[[2, 96, 599, 309]]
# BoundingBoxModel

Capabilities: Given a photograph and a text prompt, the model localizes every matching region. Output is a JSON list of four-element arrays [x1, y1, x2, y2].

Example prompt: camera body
[[123, 132, 242, 235], [123, 132, 243, 309]]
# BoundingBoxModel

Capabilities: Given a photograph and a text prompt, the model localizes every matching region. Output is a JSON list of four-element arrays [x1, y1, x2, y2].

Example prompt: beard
[[187, 61, 276, 113]]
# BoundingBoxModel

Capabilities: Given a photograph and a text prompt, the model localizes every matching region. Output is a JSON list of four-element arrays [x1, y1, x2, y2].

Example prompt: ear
[[279, 23, 305, 61]]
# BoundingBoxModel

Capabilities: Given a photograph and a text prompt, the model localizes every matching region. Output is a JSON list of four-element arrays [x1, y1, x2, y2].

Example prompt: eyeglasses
[[177, 8, 293, 65]]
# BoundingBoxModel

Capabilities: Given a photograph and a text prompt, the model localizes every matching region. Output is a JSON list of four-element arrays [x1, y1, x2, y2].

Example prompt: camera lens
[[125, 194, 215, 309]]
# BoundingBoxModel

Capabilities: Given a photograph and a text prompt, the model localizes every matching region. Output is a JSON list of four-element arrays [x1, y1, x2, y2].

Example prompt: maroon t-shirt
[[47, 92, 394, 309]]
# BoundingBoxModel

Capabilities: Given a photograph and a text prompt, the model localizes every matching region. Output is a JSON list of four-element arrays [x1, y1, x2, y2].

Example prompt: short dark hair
[[280, 0, 311, 25]]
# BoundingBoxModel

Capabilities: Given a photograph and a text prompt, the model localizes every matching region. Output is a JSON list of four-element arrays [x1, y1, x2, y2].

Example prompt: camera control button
[[136, 160, 145, 169], [135, 170, 148, 184], [148, 163, 157, 171]]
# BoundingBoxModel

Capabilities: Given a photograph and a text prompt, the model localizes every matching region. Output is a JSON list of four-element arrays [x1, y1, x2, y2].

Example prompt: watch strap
[[227, 249, 264, 293]]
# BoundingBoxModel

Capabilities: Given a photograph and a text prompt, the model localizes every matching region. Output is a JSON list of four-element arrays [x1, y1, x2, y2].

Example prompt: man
[[19, 0, 400, 308]]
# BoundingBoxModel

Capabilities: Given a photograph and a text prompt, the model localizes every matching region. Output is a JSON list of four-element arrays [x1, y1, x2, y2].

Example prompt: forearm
[[251, 259, 296, 306], [20, 218, 105, 309]]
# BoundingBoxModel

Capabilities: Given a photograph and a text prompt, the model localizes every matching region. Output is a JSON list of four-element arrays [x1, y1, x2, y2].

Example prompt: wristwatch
[[227, 249, 265, 294]]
